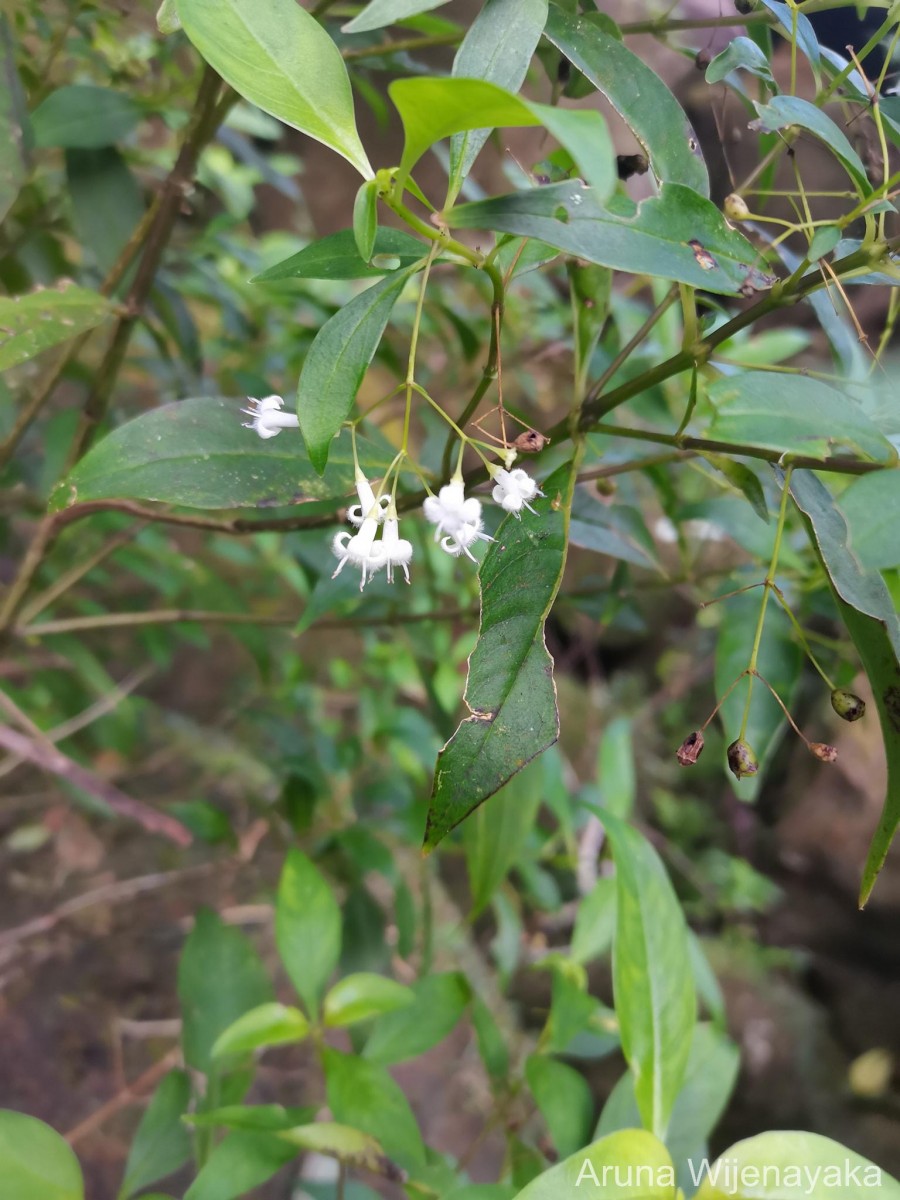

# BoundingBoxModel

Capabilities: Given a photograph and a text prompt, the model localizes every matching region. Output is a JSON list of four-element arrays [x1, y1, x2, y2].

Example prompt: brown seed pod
[[513, 429, 549, 454], [676, 730, 705, 766], [810, 742, 839, 763]]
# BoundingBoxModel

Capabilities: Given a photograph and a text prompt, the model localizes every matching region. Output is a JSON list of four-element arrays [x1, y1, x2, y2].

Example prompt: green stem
[[738, 466, 793, 739]]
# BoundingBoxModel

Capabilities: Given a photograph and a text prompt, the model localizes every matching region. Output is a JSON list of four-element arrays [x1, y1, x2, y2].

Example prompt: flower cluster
[[242, 399, 543, 590], [331, 473, 413, 591]]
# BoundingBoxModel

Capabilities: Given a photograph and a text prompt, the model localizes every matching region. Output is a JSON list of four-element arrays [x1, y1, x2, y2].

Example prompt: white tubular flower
[[423, 480, 484, 541], [440, 515, 493, 563], [241, 395, 300, 439], [381, 517, 413, 584], [347, 472, 390, 527], [331, 516, 386, 591], [491, 467, 543, 517]]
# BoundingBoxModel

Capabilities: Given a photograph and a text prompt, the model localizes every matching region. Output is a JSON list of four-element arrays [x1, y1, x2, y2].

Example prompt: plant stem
[[65, 65, 227, 465], [738, 467, 793, 739]]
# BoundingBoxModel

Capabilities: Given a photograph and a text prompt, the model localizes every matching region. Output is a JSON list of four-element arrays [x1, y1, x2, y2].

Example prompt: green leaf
[[463, 761, 543, 916], [178, 0, 372, 178], [352, 179, 378, 264], [544, 965, 603, 1055], [156, 0, 181, 33], [31, 84, 140, 149], [526, 1055, 594, 1160], [807, 223, 841, 262], [49, 398, 391, 511], [509, 1129, 675, 1200], [0, 1111, 84, 1200], [570, 261, 612, 388], [446, 180, 772, 297], [253, 227, 425, 282], [390, 78, 613, 197], [471, 994, 509, 1080], [275, 852, 341, 1020], [839, 471, 900, 570], [178, 908, 273, 1075], [183, 1131, 297, 1200], [343, 0, 451, 34], [279, 1123, 399, 1177], [597, 717, 635, 819], [67, 147, 145, 276], [363, 971, 470, 1063], [714, 590, 803, 801], [120, 1071, 192, 1199], [597, 1025, 739, 1195], [186, 1105, 315, 1132], [705, 36, 775, 88], [0, 16, 29, 224], [571, 877, 617, 965], [694, 1131, 900, 1200], [758, 0, 820, 68], [544, 7, 708, 196], [0, 283, 112, 372], [707, 371, 895, 463], [604, 813, 696, 1140], [569, 488, 660, 570], [323, 1048, 426, 1170], [788, 470, 900, 906], [753, 96, 871, 194], [425, 461, 574, 849], [297, 266, 418, 473], [323, 972, 415, 1027], [448, 0, 549, 201], [704, 455, 769, 523], [210, 1002, 310, 1059]]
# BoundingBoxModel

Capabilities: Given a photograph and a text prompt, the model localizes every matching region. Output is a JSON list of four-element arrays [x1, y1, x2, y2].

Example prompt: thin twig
[[0, 722, 192, 845], [64, 1048, 182, 1146]]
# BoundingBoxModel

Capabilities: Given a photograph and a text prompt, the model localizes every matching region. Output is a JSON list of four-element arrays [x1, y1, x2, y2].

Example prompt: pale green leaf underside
[[177, 0, 372, 178]]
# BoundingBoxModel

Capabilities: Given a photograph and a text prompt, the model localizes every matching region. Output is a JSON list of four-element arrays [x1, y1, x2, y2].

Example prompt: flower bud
[[810, 742, 839, 763], [695, 49, 711, 71], [727, 738, 759, 779], [676, 730, 705, 766], [830, 688, 866, 722], [724, 193, 750, 221]]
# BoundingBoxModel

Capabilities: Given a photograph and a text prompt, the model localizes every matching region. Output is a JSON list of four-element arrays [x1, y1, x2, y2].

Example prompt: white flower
[[440, 515, 493, 562], [491, 467, 543, 517], [381, 517, 413, 583], [331, 516, 386, 591], [347, 472, 390, 527], [423, 480, 485, 541], [241, 395, 300, 439]]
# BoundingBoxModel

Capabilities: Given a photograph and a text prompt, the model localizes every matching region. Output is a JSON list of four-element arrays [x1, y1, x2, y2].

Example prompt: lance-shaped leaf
[[0, 16, 29, 224], [183, 1132, 297, 1200], [544, 7, 708, 196], [0, 284, 112, 372], [343, 0, 451, 34], [297, 266, 419, 473], [49, 398, 393, 511], [120, 1071, 192, 1200], [448, 0, 549, 202], [278, 1124, 400, 1178], [788, 470, 900, 907], [446, 180, 771, 296], [178, 0, 372, 179], [211, 1003, 311, 1060], [602, 812, 697, 1141], [391, 77, 614, 199], [253, 227, 425, 282], [707, 371, 895, 463], [424, 461, 574, 849], [31, 84, 140, 149], [753, 96, 871, 194]]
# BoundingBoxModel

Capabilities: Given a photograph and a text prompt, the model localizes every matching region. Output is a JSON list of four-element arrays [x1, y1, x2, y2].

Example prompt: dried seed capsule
[[727, 738, 759, 779], [676, 730, 705, 766], [810, 742, 839, 763], [830, 688, 866, 722]]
